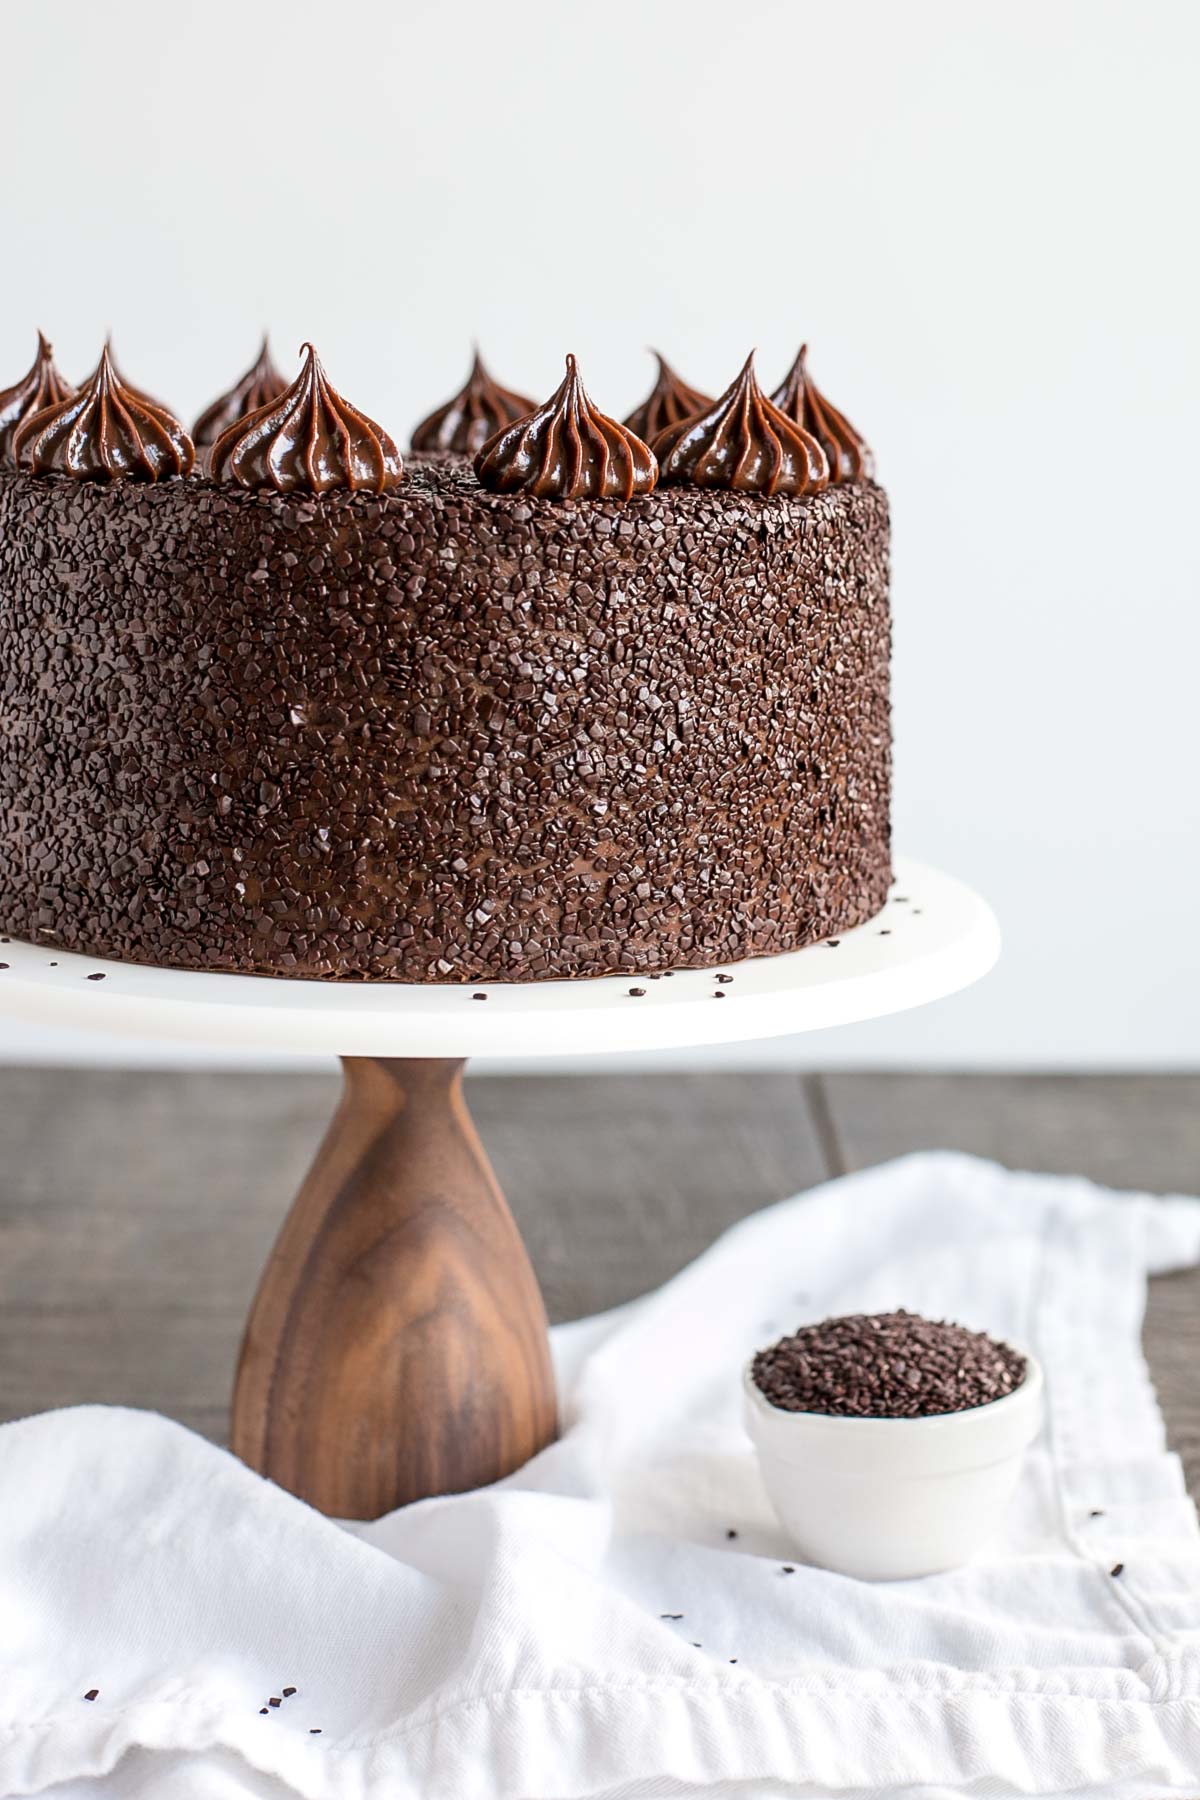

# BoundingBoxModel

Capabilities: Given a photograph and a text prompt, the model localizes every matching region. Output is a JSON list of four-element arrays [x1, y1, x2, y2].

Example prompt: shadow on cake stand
[[0, 855, 998, 1520]]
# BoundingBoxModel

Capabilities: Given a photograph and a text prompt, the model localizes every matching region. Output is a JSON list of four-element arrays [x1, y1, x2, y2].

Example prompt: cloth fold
[[2, 1152, 1199, 1799]]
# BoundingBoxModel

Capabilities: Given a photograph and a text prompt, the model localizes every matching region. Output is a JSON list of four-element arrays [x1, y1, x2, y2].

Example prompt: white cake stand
[[0, 855, 997, 1519]]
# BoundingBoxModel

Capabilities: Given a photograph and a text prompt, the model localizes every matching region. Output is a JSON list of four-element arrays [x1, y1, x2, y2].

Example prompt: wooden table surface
[[0, 1068, 1197, 1498]]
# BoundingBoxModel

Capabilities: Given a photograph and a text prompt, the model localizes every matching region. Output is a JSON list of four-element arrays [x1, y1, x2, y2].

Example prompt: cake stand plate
[[0, 857, 998, 1519], [0, 859, 994, 1056]]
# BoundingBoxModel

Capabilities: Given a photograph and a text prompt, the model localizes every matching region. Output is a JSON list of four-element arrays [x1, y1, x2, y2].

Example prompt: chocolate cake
[[0, 335, 891, 983]]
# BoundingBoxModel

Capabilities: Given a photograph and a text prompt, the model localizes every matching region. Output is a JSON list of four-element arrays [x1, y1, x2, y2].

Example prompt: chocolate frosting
[[770, 345, 874, 483], [104, 335, 172, 416], [411, 350, 534, 455], [208, 343, 403, 494], [474, 354, 657, 500], [0, 332, 75, 465], [652, 352, 829, 497], [12, 344, 195, 481], [192, 336, 287, 447], [623, 352, 712, 443]]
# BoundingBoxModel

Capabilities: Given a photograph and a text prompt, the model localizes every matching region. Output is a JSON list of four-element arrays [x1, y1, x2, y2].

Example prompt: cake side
[[0, 459, 890, 980]]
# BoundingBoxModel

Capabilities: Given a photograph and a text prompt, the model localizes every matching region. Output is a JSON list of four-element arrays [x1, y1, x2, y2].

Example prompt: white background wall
[[1, 0, 1197, 1070]]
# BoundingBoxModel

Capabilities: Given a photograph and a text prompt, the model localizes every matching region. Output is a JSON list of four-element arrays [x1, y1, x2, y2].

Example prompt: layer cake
[[0, 338, 890, 981]]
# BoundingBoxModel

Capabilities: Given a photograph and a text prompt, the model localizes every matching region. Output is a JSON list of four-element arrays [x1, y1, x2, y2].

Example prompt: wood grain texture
[[818, 1072, 1200, 1191], [0, 1066, 334, 1431], [473, 1072, 829, 1321], [232, 1058, 557, 1518]]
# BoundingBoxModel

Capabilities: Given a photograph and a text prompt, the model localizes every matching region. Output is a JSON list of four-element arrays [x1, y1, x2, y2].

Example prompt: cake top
[[0, 335, 877, 501], [0, 332, 75, 464], [13, 344, 195, 482], [192, 337, 287, 448], [770, 343, 874, 483], [103, 334, 172, 416], [622, 352, 712, 443], [474, 354, 657, 501], [411, 350, 533, 457], [208, 343, 403, 494], [654, 351, 829, 497]]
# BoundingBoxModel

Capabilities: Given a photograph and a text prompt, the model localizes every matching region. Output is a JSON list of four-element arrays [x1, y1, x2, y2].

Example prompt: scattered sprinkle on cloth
[[3, 1152, 1200, 1800]]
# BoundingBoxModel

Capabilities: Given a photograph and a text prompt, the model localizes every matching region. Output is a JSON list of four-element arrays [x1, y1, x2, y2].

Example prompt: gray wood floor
[[0, 1069, 1197, 1494]]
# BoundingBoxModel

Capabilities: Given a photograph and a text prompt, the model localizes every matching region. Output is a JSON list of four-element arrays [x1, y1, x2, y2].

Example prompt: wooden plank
[[0, 1069, 336, 1436], [470, 1072, 827, 1322], [0, 1307, 242, 1428], [0, 1067, 334, 1307], [817, 1073, 1200, 1192], [820, 1073, 1200, 1499]]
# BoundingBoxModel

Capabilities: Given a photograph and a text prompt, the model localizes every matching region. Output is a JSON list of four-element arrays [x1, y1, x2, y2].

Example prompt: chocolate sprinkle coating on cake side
[[0, 455, 890, 981], [752, 1310, 1027, 1418]]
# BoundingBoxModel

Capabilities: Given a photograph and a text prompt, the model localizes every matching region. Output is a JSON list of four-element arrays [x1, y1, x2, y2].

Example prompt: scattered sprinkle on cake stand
[[0, 855, 997, 1520]]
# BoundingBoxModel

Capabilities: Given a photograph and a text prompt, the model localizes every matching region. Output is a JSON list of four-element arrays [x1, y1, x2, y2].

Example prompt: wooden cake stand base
[[0, 858, 998, 1518], [231, 1056, 557, 1518]]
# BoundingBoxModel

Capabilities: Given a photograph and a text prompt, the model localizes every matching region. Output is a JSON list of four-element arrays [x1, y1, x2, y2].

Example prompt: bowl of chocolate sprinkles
[[743, 1309, 1043, 1581]]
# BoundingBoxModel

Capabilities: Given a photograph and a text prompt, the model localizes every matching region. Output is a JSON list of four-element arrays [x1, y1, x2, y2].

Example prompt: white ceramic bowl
[[743, 1347, 1043, 1580]]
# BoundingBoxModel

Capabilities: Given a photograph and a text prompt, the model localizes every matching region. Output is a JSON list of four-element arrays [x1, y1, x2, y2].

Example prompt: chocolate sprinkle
[[1110, 1562, 1124, 1577], [752, 1308, 1026, 1418], [629, 987, 646, 997], [83, 1689, 99, 1702], [282, 1686, 297, 1697], [0, 459, 890, 980], [86, 971, 106, 980]]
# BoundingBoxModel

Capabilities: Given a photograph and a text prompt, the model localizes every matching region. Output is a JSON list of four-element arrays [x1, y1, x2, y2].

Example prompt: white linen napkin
[[3, 1151, 1200, 1800]]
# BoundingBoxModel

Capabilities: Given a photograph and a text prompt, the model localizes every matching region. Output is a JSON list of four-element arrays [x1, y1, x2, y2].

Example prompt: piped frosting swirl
[[652, 352, 829, 497], [208, 343, 403, 494], [104, 335, 172, 416], [411, 351, 534, 455], [769, 345, 874, 482], [474, 355, 657, 500], [623, 352, 712, 443], [192, 337, 288, 447], [13, 344, 195, 481], [0, 332, 75, 465]]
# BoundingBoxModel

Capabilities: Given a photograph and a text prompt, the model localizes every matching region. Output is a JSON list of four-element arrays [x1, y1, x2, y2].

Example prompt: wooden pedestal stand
[[231, 1056, 557, 1518]]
